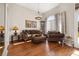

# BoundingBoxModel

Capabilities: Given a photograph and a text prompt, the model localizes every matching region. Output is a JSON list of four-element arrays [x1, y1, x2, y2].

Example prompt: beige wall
[[7, 4, 43, 42], [7, 4, 41, 35], [0, 3, 4, 26]]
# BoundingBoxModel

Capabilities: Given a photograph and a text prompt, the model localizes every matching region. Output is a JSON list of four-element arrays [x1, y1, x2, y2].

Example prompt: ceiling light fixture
[[35, 3, 42, 20]]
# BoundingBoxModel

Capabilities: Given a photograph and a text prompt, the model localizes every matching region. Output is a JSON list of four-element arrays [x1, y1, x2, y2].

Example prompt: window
[[46, 15, 56, 33]]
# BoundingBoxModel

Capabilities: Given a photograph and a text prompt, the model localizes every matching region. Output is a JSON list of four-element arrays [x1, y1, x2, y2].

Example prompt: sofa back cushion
[[49, 34, 64, 38], [48, 31, 64, 39], [32, 34, 42, 37], [22, 30, 41, 34], [48, 31, 60, 34]]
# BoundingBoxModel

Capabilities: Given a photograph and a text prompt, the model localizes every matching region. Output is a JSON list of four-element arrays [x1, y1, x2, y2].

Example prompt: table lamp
[[0, 26, 4, 34], [12, 26, 18, 35]]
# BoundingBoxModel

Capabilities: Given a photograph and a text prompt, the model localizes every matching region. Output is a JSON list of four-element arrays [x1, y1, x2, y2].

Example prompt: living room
[[0, 3, 79, 56]]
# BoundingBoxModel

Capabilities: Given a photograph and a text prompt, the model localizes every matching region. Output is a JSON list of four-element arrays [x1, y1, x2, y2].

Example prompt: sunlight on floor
[[45, 40, 55, 56], [0, 46, 3, 49], [45, 40, 51, 55], [13, 42, 24, 45], [71, 50, 79, 56], [71, 37, 79, 56], [26, 40, 31, 43]]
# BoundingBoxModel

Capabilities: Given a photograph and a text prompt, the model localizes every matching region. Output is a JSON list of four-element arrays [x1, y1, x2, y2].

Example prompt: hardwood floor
[[0, 47, 4, 56], [8, 40, 78, 56], [0, 49, 2, 56]]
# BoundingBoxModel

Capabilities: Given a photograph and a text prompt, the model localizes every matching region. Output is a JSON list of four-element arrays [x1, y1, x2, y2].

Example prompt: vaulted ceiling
[[17, 3, 59, 13]]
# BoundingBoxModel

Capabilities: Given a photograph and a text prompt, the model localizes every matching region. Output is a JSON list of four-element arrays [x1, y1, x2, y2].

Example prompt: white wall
[[7, 4, 41, 35], [0, 3, 4, 26], [44, 3, 75, 47]]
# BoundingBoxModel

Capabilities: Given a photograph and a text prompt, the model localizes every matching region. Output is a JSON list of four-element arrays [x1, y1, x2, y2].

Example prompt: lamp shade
[[0, 26, 4, 30], [12, 26, 18, 30]]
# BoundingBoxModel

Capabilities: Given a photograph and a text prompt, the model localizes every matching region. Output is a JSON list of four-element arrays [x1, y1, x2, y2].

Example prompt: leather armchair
[[47, 31, 65, 46]]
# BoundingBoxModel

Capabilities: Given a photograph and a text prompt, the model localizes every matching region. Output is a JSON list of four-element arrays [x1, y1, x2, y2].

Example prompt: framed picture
[[25, 20, 37, 28]]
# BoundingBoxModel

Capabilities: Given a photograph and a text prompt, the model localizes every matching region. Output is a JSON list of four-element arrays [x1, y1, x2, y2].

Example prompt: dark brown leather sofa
[[47, 31, 65, 46], [20, 30, 46, 43], [23, 30, 42, 34]]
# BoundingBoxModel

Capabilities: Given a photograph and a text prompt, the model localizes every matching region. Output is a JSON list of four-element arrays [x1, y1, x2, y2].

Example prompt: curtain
[[55, 12, 67, 34], [55, 13, 61, 32], [61, 12, 67, 34]]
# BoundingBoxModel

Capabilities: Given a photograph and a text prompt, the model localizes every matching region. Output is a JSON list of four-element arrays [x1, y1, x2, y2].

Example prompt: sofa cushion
[[32, 34, 41, 37], [23, 30, 42, 34], [48, 31, 60, 34]]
